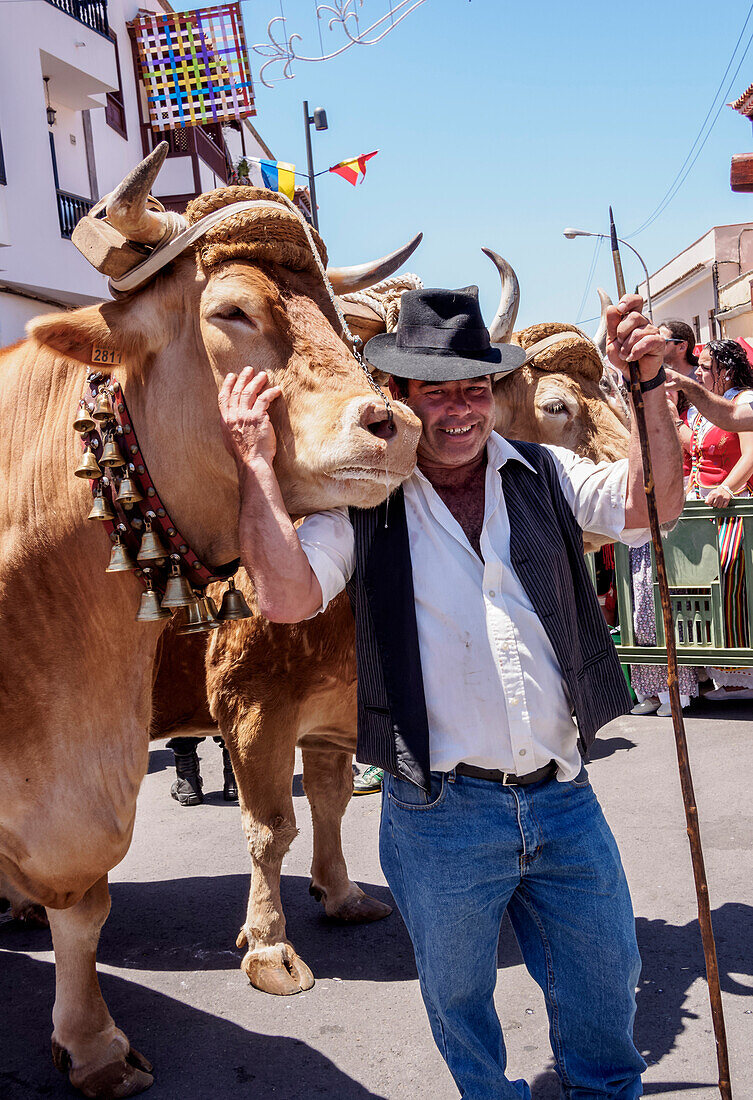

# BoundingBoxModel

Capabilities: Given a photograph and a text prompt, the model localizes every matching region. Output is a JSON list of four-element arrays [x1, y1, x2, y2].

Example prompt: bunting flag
[[328, 150, 378, 186], [132, 3, 255, 132], [259, 159, 296, 200]]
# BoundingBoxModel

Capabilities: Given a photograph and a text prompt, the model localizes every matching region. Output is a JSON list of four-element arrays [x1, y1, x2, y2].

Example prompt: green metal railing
[[611, 499, 753, 667]]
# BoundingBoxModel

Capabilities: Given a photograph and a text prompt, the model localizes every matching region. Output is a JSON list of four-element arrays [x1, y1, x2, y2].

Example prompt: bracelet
[[639, 366, 666, 393]]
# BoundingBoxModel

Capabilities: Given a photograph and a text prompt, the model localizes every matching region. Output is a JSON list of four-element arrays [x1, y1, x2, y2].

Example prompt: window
[[708, 309, 717, 339], [0, 125, 6, 185], [105, 33, 127, 139], [693, 315, 701, 341]]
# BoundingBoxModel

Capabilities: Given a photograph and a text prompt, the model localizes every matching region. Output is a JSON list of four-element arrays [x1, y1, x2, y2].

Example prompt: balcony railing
[[56, 188, 93, 239], [44, 0, 109, 38]]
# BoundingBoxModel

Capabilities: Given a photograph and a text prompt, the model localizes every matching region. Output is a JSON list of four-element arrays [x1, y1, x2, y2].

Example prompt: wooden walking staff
[[609, 208, 732, 1099]]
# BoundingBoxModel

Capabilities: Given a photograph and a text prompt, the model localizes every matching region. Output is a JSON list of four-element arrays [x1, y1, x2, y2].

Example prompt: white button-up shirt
[[298, 433, 648, 781]]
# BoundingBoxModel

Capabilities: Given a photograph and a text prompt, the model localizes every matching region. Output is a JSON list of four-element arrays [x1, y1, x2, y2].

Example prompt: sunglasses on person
[[664, 337, 684, 344]]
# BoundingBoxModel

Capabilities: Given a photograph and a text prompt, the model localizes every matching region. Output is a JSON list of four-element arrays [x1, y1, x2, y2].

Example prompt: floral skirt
[[628, 543, 699, 699]]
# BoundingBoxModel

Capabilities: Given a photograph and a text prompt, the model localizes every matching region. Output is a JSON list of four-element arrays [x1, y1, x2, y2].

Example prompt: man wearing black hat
[[219, 287, 683, 1099]]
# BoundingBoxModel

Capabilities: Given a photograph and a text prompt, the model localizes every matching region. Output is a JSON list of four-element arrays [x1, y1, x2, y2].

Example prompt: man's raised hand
[[218, 366, 282, 474], [605, 294, 665, 384]]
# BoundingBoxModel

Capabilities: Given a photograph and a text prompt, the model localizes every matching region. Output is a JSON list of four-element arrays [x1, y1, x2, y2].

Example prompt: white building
[[637, 222, 753, 344], [0, 0, 273, 345]]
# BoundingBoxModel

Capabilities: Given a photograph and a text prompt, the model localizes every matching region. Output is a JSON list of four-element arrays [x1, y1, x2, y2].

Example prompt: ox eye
[[543, 401, 567, 415], [215, 306, 255, 325]]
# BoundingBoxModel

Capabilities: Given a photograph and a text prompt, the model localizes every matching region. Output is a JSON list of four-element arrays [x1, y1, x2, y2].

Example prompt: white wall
[[0, 290, 59, 347]]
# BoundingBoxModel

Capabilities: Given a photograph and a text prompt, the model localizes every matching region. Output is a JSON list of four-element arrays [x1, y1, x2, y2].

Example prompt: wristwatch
[[639, 366, 666, 393]]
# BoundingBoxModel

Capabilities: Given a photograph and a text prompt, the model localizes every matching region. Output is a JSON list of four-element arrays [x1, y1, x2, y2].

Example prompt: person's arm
[[606, 295, 685, 529], [706, 429, 753, 507], [666, 369, 753, 432], [218, 366, 325, 622]]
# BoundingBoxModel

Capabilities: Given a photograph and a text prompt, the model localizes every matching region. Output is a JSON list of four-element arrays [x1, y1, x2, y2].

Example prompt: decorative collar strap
[[81, 369, 239, 590]]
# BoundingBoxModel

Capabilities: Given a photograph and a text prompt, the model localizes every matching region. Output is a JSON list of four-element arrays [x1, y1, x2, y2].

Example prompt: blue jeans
[[379, 768, 645, 1099]]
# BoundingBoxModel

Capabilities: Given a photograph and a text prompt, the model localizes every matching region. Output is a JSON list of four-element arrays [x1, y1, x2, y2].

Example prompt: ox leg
[[304, 747, 392, 924], [231, 733, 314, 996], [47, 875, 153, 1098]]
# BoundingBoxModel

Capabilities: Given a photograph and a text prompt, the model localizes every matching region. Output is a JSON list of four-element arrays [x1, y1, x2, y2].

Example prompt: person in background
[[679, 339, 753, 700], [629, 320, 700, 716], [166, 736, 238, 806]]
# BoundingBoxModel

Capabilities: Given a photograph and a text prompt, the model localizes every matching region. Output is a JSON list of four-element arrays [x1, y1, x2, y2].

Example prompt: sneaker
[[353, 764, 384, 795], [631, 698, 660, 716]]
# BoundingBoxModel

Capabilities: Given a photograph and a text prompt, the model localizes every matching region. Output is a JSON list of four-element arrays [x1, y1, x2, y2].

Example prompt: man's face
[[659, 326, 688, 369], [389, 375, 496, 468]]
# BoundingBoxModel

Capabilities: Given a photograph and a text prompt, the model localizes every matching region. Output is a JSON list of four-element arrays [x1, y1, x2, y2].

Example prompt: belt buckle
[[501, 771, 516, 786]]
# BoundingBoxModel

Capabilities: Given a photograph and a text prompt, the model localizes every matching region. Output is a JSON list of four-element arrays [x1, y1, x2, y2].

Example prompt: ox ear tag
[[91, 347, 123, 367]]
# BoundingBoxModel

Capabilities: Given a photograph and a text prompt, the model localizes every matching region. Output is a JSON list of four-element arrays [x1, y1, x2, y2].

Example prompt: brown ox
[[0, 146, 421, 1097], [152, 265, 632, 997]]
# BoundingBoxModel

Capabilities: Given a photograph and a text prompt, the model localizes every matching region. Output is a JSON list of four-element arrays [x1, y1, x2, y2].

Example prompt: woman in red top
[[680, 339, 753, 698]]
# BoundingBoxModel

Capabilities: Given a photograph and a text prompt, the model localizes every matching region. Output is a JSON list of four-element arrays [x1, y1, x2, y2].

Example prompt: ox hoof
[[52, 1036, 153, 1098], [310, 882, 392, 924], [240, 941, 315, 996]]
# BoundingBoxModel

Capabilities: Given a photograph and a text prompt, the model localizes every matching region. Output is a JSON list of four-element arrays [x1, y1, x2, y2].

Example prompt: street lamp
[[303, 101, 328, 231], [563, 227, 653, 320]]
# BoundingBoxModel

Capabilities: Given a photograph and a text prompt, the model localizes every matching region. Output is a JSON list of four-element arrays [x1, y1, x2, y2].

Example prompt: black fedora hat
[[364, 286, 526, 381]]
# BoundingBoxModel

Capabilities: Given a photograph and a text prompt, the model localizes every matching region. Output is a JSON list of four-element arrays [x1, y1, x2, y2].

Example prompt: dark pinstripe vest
[[347, 440, 632, 792]]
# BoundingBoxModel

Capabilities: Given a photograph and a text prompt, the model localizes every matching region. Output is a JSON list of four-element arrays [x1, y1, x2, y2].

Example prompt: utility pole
[[303, 100, 327, 231]]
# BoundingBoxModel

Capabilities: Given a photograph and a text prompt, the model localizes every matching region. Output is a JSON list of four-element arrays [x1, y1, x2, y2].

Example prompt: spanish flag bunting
[[258, 159, 296, 200], [328, 150, 379, 186]]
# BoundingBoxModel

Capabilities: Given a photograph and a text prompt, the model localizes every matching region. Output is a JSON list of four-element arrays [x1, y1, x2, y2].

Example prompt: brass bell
[[92, 387, 113, 422], [137, 523, 166, 563], [115, 474, 143, 506], [73, 401, 95, 434], [106, 536, 137, 573], [75, 445, 102, 480], [177, 594, 221, 634], [216, 576, 253, 621], [100, 435, 123, 468], [87, 487, 114, 521], [136, 579, 172, 623], [161, 563, 195, 608]]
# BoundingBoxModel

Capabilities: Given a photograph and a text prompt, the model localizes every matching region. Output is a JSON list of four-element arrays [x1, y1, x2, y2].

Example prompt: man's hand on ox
[[605, 294, 664, 383], [218, 365, 282, 475]]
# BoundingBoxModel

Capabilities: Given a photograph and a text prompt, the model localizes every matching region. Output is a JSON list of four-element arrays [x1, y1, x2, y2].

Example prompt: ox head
[[482, 251, 630, 464], [29, 146, 421, 542]]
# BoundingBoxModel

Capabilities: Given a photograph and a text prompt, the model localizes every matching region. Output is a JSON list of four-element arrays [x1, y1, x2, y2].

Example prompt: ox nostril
[[361, 403, 397, 440]]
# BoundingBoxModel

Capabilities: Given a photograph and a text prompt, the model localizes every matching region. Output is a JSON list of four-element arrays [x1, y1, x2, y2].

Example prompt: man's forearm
[[237, 462, 322, 622], [624, 387, 685, 528], [675, 375, 753, 431]]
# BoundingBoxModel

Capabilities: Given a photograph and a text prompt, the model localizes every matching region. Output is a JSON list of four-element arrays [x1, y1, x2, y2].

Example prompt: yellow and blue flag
[[259, 159, 295, 200]]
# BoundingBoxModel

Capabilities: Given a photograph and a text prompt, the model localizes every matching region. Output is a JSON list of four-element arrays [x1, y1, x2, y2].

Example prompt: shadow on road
[[634, 901, 753, 1067], [589, 735, 637, 760], [0, 953, 386, 1100]]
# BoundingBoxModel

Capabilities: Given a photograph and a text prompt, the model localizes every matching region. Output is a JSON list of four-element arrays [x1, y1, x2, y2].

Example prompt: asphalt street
[[2, 702, 752, 1099]]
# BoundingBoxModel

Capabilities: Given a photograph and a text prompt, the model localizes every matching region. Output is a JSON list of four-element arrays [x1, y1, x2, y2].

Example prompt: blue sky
[[206, 0, 753, 333]]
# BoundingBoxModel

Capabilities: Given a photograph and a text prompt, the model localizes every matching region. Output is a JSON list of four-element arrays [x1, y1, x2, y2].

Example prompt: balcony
[[44, 0, 109, 39], [56, 188, 93, 239]]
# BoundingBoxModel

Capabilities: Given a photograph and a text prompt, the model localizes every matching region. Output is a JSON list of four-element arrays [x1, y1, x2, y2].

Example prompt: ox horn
[[326, 233, 424, 294], [593, 287, 612, 357], [482, 248, 521, 343], [105, 142, 175, 247]]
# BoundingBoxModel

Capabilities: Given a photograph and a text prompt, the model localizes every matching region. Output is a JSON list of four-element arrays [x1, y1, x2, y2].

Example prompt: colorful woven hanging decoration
[[132, 3, 255, 132]]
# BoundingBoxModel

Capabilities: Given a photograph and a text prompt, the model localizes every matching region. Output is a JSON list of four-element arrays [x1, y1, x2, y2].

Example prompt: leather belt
[[455, 761, 557, 786]]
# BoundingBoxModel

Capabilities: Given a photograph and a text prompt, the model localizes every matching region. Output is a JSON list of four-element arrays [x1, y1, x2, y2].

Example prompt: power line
[[575, 236, 602, 323], [628, 1, 753, 239]]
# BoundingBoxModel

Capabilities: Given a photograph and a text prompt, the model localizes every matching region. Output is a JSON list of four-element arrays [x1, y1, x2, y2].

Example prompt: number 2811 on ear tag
[[91, 346, 122, 366]]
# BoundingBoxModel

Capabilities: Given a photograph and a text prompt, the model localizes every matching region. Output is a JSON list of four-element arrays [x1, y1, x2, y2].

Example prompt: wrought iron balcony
[[56, 188, 93, 239], [44, 0, 109, 39]]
